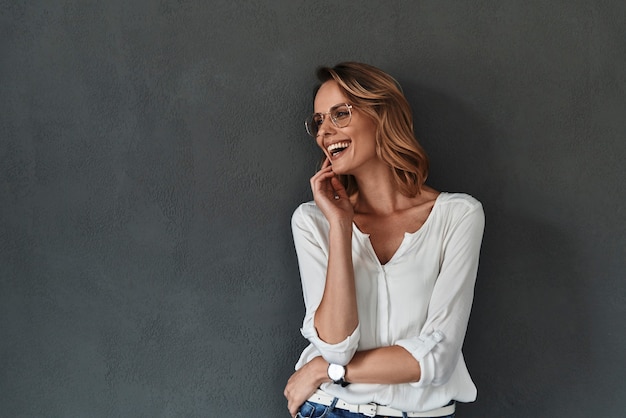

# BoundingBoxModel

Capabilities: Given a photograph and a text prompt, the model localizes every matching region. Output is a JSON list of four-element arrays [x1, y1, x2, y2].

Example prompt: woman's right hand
[[309, 158, 359, 344], [310, 158, 354, 226]]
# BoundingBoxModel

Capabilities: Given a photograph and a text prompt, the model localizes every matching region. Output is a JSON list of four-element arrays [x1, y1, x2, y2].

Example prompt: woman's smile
[[327, 141, 352, 158]]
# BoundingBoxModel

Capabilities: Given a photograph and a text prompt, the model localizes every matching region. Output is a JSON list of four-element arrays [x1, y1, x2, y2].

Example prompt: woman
[[284, 62, 484, 418]]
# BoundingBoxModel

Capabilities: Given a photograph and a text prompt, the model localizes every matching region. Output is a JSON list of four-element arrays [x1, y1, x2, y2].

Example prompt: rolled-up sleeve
[[292, 204, 360, 365], [396, 202, 484, 387]]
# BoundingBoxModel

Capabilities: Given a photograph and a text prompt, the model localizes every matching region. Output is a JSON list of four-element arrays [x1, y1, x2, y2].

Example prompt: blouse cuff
[[396, 330, 445, 387], [300, 323, 360, 366]]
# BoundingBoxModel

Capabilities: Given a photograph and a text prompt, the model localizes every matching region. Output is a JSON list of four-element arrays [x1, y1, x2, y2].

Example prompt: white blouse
[[291, 192, 485, 412]]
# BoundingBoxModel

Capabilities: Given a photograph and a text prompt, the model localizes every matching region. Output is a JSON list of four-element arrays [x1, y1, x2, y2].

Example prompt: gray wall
[[1, 1, 624, 417]]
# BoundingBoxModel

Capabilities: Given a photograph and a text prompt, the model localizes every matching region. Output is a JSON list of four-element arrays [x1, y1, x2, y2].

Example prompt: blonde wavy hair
[[314, 62, 429, 197]]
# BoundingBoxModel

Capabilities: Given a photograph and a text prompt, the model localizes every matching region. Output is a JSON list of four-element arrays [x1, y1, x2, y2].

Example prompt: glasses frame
[[305, 103, 353, 137]]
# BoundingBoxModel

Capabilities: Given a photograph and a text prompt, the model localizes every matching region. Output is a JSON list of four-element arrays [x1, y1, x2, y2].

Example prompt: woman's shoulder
[[291, 201, 327, 229], [437, 192, 482, 209], [434, 192, 484, 220]]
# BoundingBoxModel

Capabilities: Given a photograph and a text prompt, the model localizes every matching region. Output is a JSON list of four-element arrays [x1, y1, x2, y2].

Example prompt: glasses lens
[[305, 104, 351, 137], [331, 104, 351, 127], [305, 114, 323, 137]]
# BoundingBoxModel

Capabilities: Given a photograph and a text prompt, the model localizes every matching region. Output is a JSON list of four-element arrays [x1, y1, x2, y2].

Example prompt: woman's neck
[[350, 163, 436, 216], [351, 165, 407, 215]]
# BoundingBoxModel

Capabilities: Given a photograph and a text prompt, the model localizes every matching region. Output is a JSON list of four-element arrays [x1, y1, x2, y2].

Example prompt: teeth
[[327, 141, 351, 153]]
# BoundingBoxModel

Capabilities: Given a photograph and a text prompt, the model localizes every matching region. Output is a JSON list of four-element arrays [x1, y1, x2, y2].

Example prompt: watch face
[[328, 364, 345, 381]]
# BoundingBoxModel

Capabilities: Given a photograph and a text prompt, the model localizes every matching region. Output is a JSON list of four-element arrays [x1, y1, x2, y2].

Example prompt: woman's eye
[[335, 111, 348, 119], [313, 117, 323, 126]]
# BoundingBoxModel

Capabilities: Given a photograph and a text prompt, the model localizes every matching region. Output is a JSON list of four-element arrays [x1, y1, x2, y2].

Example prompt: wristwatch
[[327, 363, 349, 387]]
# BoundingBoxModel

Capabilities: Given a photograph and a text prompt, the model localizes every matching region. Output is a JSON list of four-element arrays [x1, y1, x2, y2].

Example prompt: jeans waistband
[[307, 389, 456, 417]]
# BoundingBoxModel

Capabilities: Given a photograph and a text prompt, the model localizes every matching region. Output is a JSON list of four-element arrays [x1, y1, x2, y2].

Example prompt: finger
[[310, 164, 333, 183], [321, 156, 331, 169], [311, 169, 335, 185], [313, 163, 333, 177], [310, 166, 333, 183], [330, 176, 349, 199], [288, 402, 297, 417], [310, 169, 336, 194]]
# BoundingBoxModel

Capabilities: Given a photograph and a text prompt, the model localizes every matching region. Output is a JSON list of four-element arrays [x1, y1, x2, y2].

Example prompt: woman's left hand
[[284, 357, 328, 417]]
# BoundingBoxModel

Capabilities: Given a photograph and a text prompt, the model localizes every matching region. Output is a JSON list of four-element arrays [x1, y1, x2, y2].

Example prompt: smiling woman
[[308, 63, 429, 199], [284, 62, 485, 418]]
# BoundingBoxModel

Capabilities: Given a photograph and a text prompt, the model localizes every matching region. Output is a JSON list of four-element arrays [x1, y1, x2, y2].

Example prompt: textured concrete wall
[[1, 1, 625, 416]]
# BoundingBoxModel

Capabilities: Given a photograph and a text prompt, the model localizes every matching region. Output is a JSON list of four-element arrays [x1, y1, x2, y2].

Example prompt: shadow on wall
[[467, 215, 592, 416], [400, 81, 503, 195], [401, 83, 593, 416]]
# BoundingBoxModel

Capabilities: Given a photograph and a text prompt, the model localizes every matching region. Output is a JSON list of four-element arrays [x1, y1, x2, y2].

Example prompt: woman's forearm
[[302, 346, 421, 387], [345, 346, 421, 384], [314, 221, 359, 344]]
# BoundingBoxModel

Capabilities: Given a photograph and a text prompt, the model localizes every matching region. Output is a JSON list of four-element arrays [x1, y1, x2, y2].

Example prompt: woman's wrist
[[312, 357, 331, 386], [328, 218, 353, 233]]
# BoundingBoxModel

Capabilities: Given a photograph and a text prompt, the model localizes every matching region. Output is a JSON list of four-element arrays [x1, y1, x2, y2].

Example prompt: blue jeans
[[296, 399, 455, 418]]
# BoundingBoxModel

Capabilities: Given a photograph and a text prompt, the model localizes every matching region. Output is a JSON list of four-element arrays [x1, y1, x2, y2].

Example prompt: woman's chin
[[330, 165, 349, 175]]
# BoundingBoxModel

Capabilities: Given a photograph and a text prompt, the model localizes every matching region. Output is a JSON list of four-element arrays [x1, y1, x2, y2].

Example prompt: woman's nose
[[316, 117, 336, 137]]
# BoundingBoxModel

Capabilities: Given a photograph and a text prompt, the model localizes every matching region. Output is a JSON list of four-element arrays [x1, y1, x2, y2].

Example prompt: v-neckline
[[352, 193, 444, 266]]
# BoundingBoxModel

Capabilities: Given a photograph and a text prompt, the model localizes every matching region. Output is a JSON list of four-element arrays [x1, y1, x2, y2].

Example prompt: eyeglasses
[[304, 103, 353, 137]]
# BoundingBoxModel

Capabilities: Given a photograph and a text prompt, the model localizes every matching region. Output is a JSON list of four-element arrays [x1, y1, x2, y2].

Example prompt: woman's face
[[313, 81, 379, 176]]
